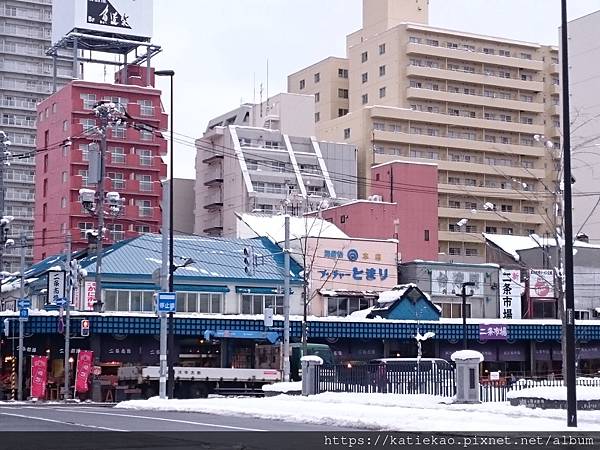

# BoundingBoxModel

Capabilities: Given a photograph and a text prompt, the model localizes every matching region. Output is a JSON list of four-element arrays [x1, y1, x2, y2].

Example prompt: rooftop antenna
[[259, 83, 263, 118]]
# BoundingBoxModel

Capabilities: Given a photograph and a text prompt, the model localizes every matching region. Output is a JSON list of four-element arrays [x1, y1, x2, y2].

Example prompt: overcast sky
[[90, 0, 600, 179]]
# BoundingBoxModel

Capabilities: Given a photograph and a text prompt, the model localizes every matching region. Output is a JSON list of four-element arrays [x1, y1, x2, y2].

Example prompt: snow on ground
[[507, 386, 600, 401], [116, 392, 600, 431], [262, 381, 302, 393]]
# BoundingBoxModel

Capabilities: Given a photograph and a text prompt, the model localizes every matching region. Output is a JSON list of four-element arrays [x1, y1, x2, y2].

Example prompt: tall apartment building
[[34, 67, 167, 260], [288, 0, 561, 263], [568, 11, 600, 243], [0, 0, 72, 270], [195, 93, 357, 237]]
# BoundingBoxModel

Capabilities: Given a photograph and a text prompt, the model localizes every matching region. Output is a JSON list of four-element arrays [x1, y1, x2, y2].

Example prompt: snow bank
[[507, 386, 600, 401], [301, 355, 323, 364], [451, 350, 484, 362], [261, 381, 302, 393]]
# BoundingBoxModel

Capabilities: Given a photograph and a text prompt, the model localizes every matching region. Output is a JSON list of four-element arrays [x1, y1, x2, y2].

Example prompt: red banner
[[74, 350, 94, 393], [30, 356, 48, 399]]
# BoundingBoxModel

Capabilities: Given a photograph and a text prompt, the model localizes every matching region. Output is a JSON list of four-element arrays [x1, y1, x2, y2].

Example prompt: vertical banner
[[84, 282, 96, 311], [30, 356, 48, 399], [47, 271, 66, 304], [74, 350, 94, 393], [500, 269, 523, 320]]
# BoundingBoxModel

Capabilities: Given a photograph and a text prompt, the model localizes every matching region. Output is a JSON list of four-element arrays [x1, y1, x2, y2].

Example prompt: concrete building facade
[[34, 68, 167, 260], [195, 94, 357, 237], [0, 0, 73, 270], [288, 0, 561, 263]]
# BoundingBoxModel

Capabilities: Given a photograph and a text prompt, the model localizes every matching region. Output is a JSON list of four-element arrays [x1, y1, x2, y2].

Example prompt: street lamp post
[[155, 69, 175, 398], [456, 282, 475, 350]]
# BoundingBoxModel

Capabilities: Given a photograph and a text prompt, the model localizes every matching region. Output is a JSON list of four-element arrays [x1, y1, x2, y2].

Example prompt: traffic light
[[243, 247, 254, 276], [81, 319, 90, 337], [3, 318, 8, 337]]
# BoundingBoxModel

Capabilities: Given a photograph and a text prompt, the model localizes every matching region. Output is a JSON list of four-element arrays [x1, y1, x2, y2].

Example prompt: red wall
[[34, 79, 168, 261], [321, 161, 438, 262]]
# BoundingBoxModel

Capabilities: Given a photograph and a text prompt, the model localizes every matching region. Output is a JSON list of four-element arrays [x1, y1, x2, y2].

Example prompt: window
[[242, 294, 284, 315], [499, 49, 510, 57], [136, 225, 151, 234], [379, 43, 386, 55], [343, 128, 351, 139], [448, 177, 460, 185], [361, 72, 368, 84], [299, 79, 305, 90], [80, 118, 96, 134], [465, 202, 477, 210], [379, 87, 386, 98], [108, 224, 124, 242], [424, 230, 430, 241], [338, 88, 348, 99], [137, 149, 152, 166], [437, 303, 471, 319], [523, 206, 535, 214], [313, 93, 321, 104], [373, 145, 384, 154], [426, 39, 439, 46], [314, 73, 320, 83], [61, 197, 66, 208], [80, 93, 96, 110], [62, 171, 67, 183], [501, 204, 513, 212], [139, 129, 153, 141], [338, 108, 348, 117], [575, 310, 590, 320], [449, 200, 461, 208], [361, 94, 368, 104], [379, 65, 386, 77], [361, 51, 368, 63], [136, 199, 153, 217], [108, 172, 125, 190], [464, 178, 476, 187], [485, 226, 497, 234], [327, 297, 374, 317], [465, 248, 478, 256], [409, 36, 422, 44], [136, 174, 152, 192], [104, 290, 155, 312], [532, 300, 556, 319], [520, 52, 532, 60], [314, 112, 320, 123], [373, 122, 385, 131], [483, 47, 495, 55], [466, 225, 477, 233], [78, 169, 89, 187], [449, 247, 461, 256], [338, 68, 348, 78], [78, 222, 95, 239], [502, 227, 514, 235], [110, 147, 125, 164]]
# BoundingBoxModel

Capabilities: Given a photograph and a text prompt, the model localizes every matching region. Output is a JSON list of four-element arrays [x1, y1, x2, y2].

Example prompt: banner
[[431, 270, 483, 296], [75, 350, 94, 393], [47, 271, 66, 304], [30, 356, 48, 399], [500, 269, 523, 319], [529, 269, 555, 298], [84, 282, 96, 311]]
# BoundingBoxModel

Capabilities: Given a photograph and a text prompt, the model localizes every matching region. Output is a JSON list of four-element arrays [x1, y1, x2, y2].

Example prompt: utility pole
[[283, 215, 290, 382], [159, 181, 169, 399], [456, 281, 475, 350], [17, 233, 26, 401], [64, 233, 72, 401], [560, 0, 577, 428], [94, 112, 108, 312], [0, 131, 11, 274]]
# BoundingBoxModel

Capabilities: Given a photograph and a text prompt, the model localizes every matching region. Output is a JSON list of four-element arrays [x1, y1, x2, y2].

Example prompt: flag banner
[[74, 350, 94, 393], [30, 356, 48, 399]]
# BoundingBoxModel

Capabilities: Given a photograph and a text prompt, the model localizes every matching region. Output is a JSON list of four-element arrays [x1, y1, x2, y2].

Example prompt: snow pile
[[507, 386, 600, 401], [116, 392, 600, 431], [261, 381, 302, 393], [451, 350, 484, 362], [300, 355, 323, 365]]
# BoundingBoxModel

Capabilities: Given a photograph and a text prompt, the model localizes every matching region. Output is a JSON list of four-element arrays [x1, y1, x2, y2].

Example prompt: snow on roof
[[484, 233, 600, 261], [300, 355, 323, 365], [371, 158, 438, 169], [237, 213, 348, 243], [450, 350, 484, 362], [349, 307, 373, 318]]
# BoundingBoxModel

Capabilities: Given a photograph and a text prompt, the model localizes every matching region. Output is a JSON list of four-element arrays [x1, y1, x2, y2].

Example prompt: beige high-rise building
[[288, 0, 561, 263]]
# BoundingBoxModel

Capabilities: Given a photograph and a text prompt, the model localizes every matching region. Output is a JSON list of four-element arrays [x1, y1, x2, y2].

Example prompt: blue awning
[[175, 285, 230, 293], [101, 283, 230, 293], [236, 286, 292, 295]]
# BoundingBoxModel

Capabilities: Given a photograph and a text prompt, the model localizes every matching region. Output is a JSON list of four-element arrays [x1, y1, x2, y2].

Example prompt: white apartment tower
[[288, 0, 561, 262], [195, 93, 357, 237], [0, 0, 72, 270]]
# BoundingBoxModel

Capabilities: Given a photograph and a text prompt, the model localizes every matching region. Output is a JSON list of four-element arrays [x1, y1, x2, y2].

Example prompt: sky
[[86, 0, 600, 179]]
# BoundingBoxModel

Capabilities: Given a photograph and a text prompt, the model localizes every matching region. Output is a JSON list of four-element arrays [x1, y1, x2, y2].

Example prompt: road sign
[[157, 292, 176, 313], [17, 299, 31, 309], [19, 308, 28, 321], [55, 298, 68, 307]]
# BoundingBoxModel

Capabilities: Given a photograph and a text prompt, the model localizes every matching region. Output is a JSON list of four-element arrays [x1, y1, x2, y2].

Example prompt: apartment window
[[343, 128, 351, 139], [136, 225, 151, 234], [410, 80, 423, 89], [426, 39, 439, 46], [80, 93, 96, 110], [338, 108, 348, 117], [361, 94, 368, 105], [242, 294, 284, 315], [62, 119, 68, 132], [338, 68, 348, 78], [314, 73, 320, 83], [575, 310, 591, 320], [139, 129, 153, 141], [78, 169, 89, 187], [379, 65, 386, 77], [136, 199, 153, 217], [520, 94, 533, 102], [499, 49, 511, 57], [501, 137, 511, 144], [361, 72, 368, 83], [521, 117, 533, 125], [485, 226, 497, 234], [465, 248, 479, 257], [80, 118, 96, 134], [520, 52, 532, 60], [43, 154, 48, 172], [522, 74, 533, 81], [136, 174, 153, 192], [108, 224, 124, 242], [108, 172, 125, 190], [373, 122, 385, 131], [447, 42, 458, 49], [110, 147, 125, 164], [314, 92, 320, 103], [338, 89, 348, 99], [448, 177, 460, 185], [502, 227, 514, 235], [379, 43, 386, 55], [361, 51, 368, 63], [448, 224, 458, 232], [78, 222, 95, 239], [500, 204, 513, 212], [424, 230, 430, 241], [314, 112, 320, 123], [523, 206, 535, 214], [465, 225, 477, 233], [137, 149, 152, 166], [465, 202, 477, 210], [522, 160, 534, 169], [438, 303, 471, 319], [483, 47, 495, 55], [374, 145, 384, 154], [449, 200, 461, 208], [449, 247, 461, 256], [388, 124, 402, 132], [379, 87, 386, 98], [449, 108, 459, 116], [299, 79, 305, 90], [464, 178, 476, 187]]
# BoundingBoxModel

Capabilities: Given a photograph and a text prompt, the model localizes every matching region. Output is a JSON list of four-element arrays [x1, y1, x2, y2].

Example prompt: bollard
[[301, 355, 323, 396], [451, 350, 484, 404]]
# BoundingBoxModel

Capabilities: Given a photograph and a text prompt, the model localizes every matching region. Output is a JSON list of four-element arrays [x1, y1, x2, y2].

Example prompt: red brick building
[[34, 67, 167, 261]]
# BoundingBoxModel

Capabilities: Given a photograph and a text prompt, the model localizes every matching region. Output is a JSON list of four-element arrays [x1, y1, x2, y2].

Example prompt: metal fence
[[316, 363, 456, 397], [480, 377, 600, 402]]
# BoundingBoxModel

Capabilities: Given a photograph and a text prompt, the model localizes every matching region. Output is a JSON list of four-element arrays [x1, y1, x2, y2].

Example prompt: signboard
[[75, 350, 94, 393], [52, 0, 154, 45], [157, 292, 176, 313], [30, 356, 48, 399], [264, 307, 274, 328], [47, 271, 66, 305], [500, 269, 522, 320], [204, 330, 280, 344], [479, 324, 508, 340], [489, 371, 500, 381], [529, 269, 555, 299], [84, 282, 96, 311], [431, 270, 484, 296], [17, 299, 31, 309], [19, 308, 29, 321]]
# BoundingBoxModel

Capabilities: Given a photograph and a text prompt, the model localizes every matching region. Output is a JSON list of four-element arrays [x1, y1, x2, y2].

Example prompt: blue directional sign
[[17, 299, 31, 309], [19, 308, 28, 321], [55, 298, 68, 307], [157, 292, 176, 313]]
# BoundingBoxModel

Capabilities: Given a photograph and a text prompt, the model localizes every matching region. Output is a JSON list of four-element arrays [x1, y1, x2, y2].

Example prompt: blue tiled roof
[[80, 234, 303, 284]]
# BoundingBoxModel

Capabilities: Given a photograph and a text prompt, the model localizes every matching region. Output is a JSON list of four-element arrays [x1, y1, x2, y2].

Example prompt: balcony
[[405, 42, 544, 71], [406, 65, 544, 92], [438, 207, 546, 225], [1, 117, 36, 129], [124, 153, 164, 172], [0, 98, 37, 111], [203, 191, 223, 209], [438, 231, 483, 243], [203, 167, 224, 186], [203, 215, 223, 235], [438, 183, 544, 202], [405, 87, 544, 113], [0, 8, 52, 23], [0, 79, 51, 95], [202, 154, 224, 164], [136, 206, 161, 221], [126, 179, 162, 196]]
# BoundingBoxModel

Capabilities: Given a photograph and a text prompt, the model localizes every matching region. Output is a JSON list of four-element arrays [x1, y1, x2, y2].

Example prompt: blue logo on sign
[[347, 249, 359, 262]]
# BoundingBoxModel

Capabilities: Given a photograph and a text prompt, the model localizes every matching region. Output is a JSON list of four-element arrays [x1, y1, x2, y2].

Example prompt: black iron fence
[[315, 363, 456, 397]]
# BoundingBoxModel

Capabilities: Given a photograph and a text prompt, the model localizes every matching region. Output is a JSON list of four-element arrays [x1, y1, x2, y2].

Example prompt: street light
[[155, 69, 175, 398], [456, 281, 475, 350]]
